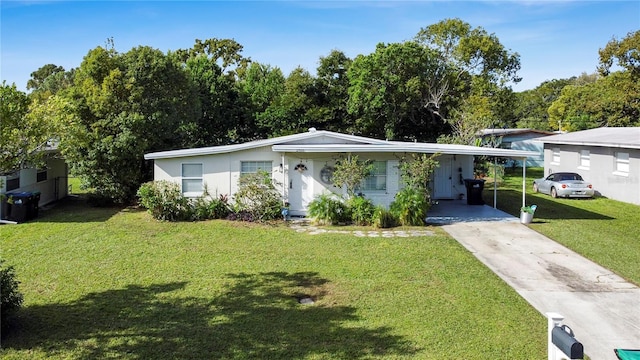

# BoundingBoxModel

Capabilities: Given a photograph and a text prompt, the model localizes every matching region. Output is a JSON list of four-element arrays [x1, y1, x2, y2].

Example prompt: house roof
[[535, 127, 640, 149], [479, 128, 556, 137], [144, 129, 538, 160]]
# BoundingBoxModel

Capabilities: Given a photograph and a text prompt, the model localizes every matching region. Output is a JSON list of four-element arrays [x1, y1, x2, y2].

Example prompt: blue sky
[[1, 1, 639, 92]]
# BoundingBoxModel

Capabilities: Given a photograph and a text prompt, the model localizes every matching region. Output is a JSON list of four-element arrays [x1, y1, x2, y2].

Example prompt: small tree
[[399, 153, 440, 192], [331, 155, 374, 197], [234, 170, 282, 221]]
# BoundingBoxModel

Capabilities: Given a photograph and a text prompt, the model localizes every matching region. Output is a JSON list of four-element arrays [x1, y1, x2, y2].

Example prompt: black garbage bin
[[463, 179, 486, 205], [29, 191, 41, 219], [7, 192, 33, 223]]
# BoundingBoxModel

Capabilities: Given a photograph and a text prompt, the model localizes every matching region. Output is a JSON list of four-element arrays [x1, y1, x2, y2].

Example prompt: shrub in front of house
[[137, 181, 192, 221], [390, 187, 429, 226], [307, 193, 350, 225], [192, 194, 231, 221], [347, 195, 375, 226], [1, 259, 24, 334], [233, 170, 282, 221], [372, 206, 398, 228]]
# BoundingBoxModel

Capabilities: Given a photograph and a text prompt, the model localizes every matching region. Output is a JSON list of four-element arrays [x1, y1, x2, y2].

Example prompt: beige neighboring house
[[536, 127, 640, 205], [144, 128, 537, 216], [0, 147, 69, 221]]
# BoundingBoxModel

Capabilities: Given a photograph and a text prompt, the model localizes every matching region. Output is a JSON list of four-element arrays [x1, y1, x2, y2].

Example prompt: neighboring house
[[479, 128, 556, 167], [536, 127, 640, 205], [0, 151, 69, 220], [144, 128, 537, 216]]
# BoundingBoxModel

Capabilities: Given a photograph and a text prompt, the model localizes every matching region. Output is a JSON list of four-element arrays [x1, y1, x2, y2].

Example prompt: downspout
[[281, 152, 286, 205], [522, 157, 527, 209]]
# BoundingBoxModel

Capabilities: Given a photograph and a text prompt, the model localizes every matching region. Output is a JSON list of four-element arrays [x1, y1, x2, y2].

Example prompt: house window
[[551, 148, 560, 164], [579, 150, 590, 169], [6, 172, 19, 191], [37, 169, 48, 182], [182, 163, 203, 195], [360, 161, 387, 191], [241, 161, 272, 175], [615, 152, 629, 174]]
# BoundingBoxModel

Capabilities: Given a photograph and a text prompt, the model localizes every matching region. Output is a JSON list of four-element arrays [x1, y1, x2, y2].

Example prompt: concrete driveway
[[428, 202, 640, 360]]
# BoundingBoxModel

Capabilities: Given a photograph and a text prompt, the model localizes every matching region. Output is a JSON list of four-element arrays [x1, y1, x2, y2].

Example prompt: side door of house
[[433, 157, 453, 199], [287, 160, 313, 216]]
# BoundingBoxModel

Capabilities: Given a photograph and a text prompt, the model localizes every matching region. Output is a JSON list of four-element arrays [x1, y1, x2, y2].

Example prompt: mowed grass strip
[[485, 168, 640, 285], [1, 198, 546, 359]]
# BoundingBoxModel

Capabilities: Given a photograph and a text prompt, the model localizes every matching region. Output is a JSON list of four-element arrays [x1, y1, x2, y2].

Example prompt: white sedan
[[533, 172, 595, 198]]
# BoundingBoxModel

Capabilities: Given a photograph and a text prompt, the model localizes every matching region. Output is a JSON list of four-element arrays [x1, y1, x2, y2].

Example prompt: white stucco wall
[[151, 149, 476, 211]]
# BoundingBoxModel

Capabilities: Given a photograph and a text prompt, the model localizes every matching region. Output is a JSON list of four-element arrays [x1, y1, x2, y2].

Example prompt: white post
[[493, 156, 497, 209], [522, 158, 527, 209], [546, 312, 564, 360]]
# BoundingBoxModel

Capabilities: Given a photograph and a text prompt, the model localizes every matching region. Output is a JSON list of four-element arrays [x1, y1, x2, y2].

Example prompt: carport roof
[[272, 143, 537, 159]]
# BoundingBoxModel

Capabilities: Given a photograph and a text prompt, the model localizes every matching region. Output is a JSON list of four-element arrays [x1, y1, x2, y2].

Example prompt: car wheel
[[533, 183, 539, 193], [551, 187, 557, 198]]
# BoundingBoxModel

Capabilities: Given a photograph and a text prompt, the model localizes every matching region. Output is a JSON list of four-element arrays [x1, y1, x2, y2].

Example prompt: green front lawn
[[484, 168, 640, 285], [1, 198, 546, 359]]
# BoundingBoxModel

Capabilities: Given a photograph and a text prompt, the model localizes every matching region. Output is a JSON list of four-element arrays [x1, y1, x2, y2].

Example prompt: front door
[[433, 157, 453, 199], [288, 160, 313, 216]]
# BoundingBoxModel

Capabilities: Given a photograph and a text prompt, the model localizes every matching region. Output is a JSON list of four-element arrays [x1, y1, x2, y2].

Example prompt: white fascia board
[[272, 144, 538, 159], [536, 139, 640, 150]]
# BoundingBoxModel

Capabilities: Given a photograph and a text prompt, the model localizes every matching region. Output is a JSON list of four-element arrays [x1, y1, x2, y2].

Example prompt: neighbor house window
[[552, 148, 560, 164], [615, 152, 629, 174], [37, 168, 48, 182], [579, 150, 590, 169], [6, 172, 19, 191], [182, 163, 203, 195], [360, 161, 387, 191], [241, 161, 272, 175]]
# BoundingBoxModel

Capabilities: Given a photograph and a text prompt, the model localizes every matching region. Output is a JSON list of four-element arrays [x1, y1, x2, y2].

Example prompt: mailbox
[[552, 325, 584, 359]]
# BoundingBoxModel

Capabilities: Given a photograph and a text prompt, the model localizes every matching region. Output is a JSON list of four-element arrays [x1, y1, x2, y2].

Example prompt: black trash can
[[463, 179, 486, 205], [29, 191, 41, 219], [7, 192, 33, 223]]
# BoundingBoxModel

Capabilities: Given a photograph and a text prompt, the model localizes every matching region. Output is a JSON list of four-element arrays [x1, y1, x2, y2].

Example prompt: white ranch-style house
[[144, 129, 537, 216]]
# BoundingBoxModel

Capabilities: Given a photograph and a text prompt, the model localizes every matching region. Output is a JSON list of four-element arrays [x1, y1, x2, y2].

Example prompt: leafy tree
[[414, 18, 521, 143], [175, 38, 251, 79], [26, 64, 65, 92], [62, 45, 195, 202], [256, 67, 316, 136], [0, 82, 69, 174], [181, 54, 241, 147], [347, 41, 448, 141], [310, 50, 354, 132], [598, 30, 640, 77], [237, 62, 286, 139], [331, 155, 374, 197]]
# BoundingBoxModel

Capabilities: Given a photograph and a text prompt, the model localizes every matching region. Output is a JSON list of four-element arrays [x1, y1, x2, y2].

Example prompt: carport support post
[[522, 158, 527, 209], [493, 156, 497, 209], [546, 312, 564, 360]]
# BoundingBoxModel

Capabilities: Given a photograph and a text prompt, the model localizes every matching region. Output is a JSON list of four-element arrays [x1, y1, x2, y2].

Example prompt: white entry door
[[288, 160, 313, 216], [433, 157, 453, 199]]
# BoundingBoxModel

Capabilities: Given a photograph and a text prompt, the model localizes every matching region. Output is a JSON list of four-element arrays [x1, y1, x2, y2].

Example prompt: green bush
[[192, 194, 231, 221], [1, 260, 24, 332], [347, 195, 375, 226], [233, 170, 282, 221], [372, 206, 398, 228], [390, 187, 429, 226], [307, 193, 350, 225], [137, 181, 192, 221]]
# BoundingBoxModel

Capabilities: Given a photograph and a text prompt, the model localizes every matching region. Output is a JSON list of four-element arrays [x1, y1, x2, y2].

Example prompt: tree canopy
[[4, 22, 637, 202]]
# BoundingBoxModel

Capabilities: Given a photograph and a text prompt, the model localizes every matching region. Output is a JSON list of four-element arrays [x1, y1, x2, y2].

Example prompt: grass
[[1, 197, 547, 359], [484, 167, 640, 285]]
